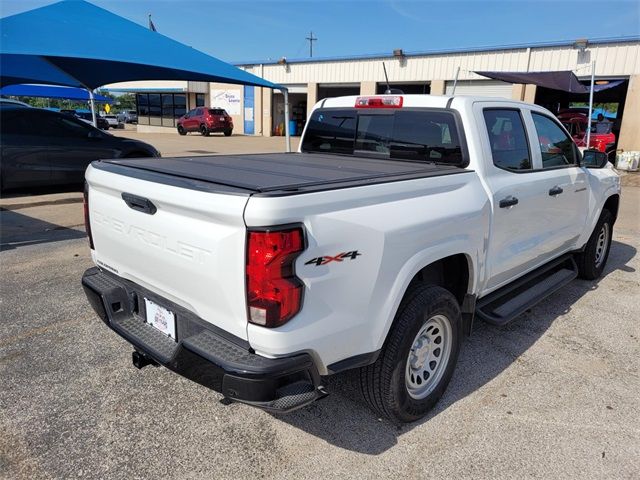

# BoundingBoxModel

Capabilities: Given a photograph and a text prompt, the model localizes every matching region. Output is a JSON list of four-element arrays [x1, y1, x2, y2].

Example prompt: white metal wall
[[445, 80, 513, 98], [242, 41, 640, 85]]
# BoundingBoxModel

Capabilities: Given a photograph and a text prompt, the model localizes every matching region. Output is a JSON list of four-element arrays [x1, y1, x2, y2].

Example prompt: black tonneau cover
[[97, 153, 467, 196]]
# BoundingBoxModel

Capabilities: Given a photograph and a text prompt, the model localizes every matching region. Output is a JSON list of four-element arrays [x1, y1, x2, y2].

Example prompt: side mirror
[[582, 149, 608, 168]]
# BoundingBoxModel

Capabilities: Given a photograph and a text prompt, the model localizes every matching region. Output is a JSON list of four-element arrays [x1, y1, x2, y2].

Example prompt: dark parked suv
[[0, 106, 160, 191], [177, 107, 233, 136], [63, 110, 110, 130]]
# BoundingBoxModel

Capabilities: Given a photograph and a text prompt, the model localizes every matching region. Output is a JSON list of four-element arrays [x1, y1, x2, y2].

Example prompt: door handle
[[548, 186, 564, 196], [499, 196, 519, 208]]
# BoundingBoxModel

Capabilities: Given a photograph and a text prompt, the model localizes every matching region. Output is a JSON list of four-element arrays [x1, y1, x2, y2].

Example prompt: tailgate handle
[[121, 193, 157, 215]]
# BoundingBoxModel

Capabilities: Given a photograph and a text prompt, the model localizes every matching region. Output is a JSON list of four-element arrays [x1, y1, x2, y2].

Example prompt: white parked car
[[82, 94, 620, 422], [116, 110, 137, 124], [103, 114, 123, 129]]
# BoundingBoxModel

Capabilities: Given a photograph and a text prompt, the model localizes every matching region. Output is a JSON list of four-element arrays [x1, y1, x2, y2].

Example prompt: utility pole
[[306, 31, 317, 58]]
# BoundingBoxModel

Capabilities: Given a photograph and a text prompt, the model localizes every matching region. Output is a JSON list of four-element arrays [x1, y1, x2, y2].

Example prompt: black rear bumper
[[81, 267, 325, 412]]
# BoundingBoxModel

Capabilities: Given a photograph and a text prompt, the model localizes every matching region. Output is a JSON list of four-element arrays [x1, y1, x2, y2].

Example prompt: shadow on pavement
[[1, 183, 82, 198], [0, 208, 86, 251], [272, 240, 637, 454]]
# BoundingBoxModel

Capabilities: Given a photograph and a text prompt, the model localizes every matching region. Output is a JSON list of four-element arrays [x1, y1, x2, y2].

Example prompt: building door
[[243, 86, 254, 135]]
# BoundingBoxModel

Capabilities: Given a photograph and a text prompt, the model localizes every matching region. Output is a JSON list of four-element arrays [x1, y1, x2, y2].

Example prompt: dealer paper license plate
[[144, 298, 176, 341]]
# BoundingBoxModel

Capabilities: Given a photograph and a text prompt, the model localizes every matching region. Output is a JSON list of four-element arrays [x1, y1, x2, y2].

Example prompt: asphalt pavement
[[1, 172, 638, 479]]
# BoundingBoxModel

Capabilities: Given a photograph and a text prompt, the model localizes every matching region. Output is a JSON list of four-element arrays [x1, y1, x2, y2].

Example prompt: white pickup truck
[[82, 94, 620, 423]]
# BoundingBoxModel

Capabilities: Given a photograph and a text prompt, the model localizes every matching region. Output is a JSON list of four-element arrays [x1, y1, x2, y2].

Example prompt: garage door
[[275, 84, 307, 94], [445, 80, 513, 98]]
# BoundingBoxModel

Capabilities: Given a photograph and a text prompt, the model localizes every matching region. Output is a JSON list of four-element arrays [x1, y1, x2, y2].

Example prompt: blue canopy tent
[[0, 0, 292, 148], [0, 84, 111, 102]]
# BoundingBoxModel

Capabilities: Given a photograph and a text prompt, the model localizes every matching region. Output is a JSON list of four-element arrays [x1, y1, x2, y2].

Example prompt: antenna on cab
[[382, 62, 404, 94]]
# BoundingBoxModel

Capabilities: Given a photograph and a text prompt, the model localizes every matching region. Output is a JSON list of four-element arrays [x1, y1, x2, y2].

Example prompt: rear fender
[[374, 244, 477, 352]]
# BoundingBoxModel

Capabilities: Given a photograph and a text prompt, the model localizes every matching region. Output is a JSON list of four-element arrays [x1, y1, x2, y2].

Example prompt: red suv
[[177, 107, 233, 136]]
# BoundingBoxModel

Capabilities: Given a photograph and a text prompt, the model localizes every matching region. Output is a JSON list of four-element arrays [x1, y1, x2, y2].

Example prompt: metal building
[[104, 36, 640, 151]]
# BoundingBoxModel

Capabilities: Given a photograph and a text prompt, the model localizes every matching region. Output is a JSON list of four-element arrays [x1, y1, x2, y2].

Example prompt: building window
[[135, 92, 187, 127], [148, 94, 162, 126], [196, 93, 205, 107], [161, 93, 174, 127], [136, 93, 149, 125], [174, 94, 186, 119]]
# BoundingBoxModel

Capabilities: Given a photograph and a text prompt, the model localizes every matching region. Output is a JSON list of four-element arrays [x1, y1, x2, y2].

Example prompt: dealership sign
[[211, 89, 241, 115]]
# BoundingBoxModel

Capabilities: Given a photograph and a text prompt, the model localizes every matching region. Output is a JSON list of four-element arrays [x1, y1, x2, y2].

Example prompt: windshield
[[208, 109, 227, 115], [301, 108, 466, 166], [592, 121, 613, 134]]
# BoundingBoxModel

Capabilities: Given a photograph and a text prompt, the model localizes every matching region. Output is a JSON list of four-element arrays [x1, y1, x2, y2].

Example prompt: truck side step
[[476, 254, 578, 326]]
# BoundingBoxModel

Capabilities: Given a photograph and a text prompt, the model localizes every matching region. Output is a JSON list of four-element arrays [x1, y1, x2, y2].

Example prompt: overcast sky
[[2, 0, 639, 63]]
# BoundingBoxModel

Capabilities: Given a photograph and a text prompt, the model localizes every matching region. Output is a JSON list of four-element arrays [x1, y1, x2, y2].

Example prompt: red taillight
[[355, 96, 403, 108], [246, 226, 305, 328], [83, 183, 94, 250]]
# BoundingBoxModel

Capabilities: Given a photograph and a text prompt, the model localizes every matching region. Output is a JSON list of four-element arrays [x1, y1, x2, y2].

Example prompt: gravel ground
[[1, 186, 638, 479]]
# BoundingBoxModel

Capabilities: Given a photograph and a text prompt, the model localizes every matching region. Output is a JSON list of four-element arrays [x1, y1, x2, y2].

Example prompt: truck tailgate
[[85, 164, 250, 341]]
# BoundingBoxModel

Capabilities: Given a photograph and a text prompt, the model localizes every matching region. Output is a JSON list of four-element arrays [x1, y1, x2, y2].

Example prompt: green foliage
[[5, 90, 136, 112], [570, 102, 619, 115], [114, 93, 136, 110], [12, 96, 88, 110]]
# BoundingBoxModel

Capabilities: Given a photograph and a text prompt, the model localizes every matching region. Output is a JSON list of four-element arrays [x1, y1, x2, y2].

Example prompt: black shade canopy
[[475, 71, 623, 93]]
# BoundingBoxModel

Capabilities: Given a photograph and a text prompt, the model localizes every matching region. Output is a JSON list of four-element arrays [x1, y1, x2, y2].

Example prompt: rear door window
[[483, 109, 532, 171], [39, 114, 93, 138]]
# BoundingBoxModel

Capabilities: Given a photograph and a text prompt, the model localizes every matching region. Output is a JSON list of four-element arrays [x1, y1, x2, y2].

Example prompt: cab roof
[[315, 94, 531, 111]]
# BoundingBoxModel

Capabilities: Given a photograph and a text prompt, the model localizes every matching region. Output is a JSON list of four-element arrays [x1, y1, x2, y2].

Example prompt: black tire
[[360, 284, 462, 423], [177, 125, 186, 136], [224, 129, 232, 137], [200, 124, 210, 136], [576, 209, 613, 280]]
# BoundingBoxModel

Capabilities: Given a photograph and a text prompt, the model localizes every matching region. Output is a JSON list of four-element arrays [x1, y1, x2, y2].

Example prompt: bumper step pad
[[115, 317, 178, 363]]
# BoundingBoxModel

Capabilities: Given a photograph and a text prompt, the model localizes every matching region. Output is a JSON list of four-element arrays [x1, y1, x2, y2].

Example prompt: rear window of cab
[[301, 108, 467, 167]]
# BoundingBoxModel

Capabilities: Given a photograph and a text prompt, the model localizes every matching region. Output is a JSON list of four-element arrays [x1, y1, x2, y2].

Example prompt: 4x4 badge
[[305, 250, 362, 266]]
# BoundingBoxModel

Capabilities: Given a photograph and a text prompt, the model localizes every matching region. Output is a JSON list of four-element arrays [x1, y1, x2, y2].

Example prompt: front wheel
[[200, 125, 210, 136], [576, 209, 613, 280], [177, 125, 186, 136], [360, 284, 462, 423]]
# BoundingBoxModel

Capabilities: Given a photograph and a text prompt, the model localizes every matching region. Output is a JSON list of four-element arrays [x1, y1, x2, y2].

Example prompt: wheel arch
[[405, 253, 472, 306], [603, 193, 620, 224]]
